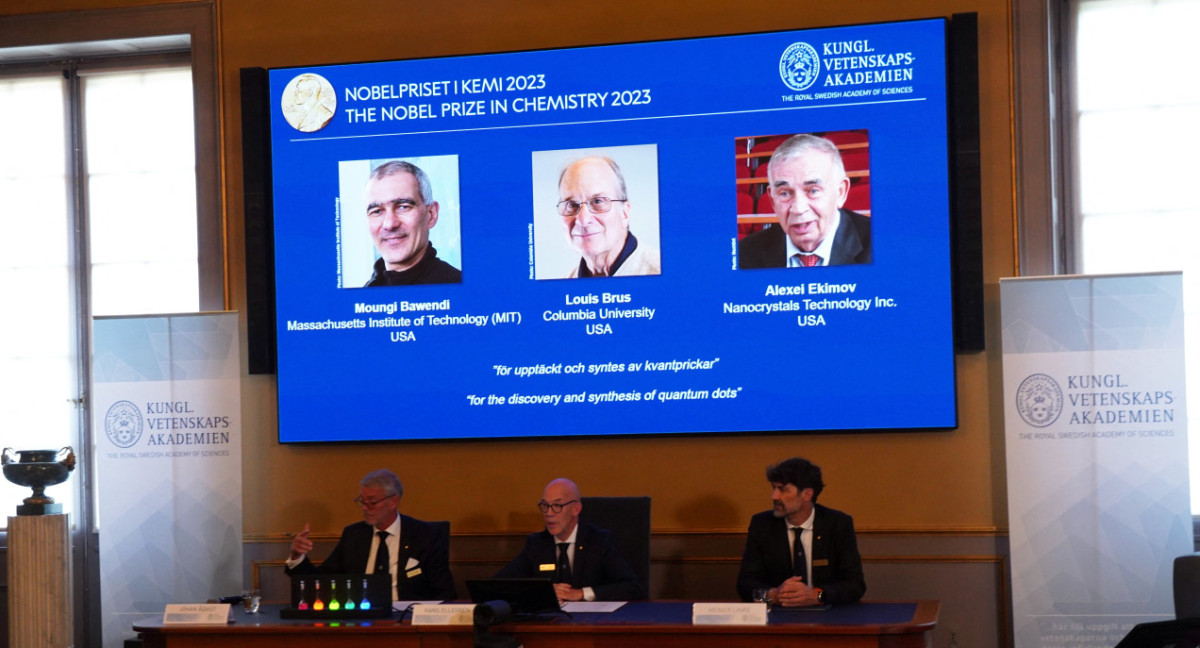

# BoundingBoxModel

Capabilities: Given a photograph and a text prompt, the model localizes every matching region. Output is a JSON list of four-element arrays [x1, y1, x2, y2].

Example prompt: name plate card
[[163, 604, 231, 625], [411, 603, 477, 625], [692, 602, 768, 626]]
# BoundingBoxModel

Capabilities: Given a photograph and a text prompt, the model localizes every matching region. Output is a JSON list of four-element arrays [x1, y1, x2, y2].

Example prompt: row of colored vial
[[296, 578, 374, 611]]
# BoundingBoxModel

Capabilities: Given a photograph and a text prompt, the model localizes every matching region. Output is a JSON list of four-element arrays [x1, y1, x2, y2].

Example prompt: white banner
[[1001, 273, 1190, 648], [92, 313, 242, 648]]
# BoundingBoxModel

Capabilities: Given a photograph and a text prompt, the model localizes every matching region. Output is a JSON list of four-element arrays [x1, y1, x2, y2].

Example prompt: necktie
[[792, 527, 807, 582], [375, 530, 390, 575], [799, 253, 821, 267], [375, 530, 392, 598], [556, 542, 572, 584]]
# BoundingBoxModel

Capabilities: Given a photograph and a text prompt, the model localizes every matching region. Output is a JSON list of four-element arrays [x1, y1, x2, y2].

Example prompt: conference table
[[133, 600, 939, 648]]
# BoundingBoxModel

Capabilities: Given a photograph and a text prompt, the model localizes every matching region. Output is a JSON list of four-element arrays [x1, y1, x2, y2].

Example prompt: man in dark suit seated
[[496, 478, 643, 602], [738, 133, 871, 269], [285, 468, 456, 601], [736, 457, 866, 607]]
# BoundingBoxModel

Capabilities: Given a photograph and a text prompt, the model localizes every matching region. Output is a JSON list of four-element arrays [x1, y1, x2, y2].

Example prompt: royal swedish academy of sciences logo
[[779, 42, 821, 92], [1015, 374, 1063, 428], [105, 400, 144, 448]]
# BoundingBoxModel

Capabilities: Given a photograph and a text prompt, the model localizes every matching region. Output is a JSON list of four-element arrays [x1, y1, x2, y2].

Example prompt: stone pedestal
[[8, 514, 72, 648]]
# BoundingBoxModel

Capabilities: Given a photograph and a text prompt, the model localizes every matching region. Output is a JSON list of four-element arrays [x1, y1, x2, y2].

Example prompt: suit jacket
[[285, 514, 456, 600], [736, 505, 866, 605], [495, 522, 644, 601], [737, 209, 872, 269]]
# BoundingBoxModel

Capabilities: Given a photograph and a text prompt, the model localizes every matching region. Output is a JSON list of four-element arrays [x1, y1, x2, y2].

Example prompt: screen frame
[[246, 15, 980, 443]]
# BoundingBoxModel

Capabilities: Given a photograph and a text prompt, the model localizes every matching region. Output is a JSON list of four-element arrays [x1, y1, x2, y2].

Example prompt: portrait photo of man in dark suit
[[496, 478, 643, 602], [738, 134, 872, 269], [736, 457, 866, 607], [284, 468, 456, 601]]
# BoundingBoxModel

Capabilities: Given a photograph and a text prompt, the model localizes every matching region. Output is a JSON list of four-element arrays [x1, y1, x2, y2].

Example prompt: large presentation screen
[[268, 18, 958, 443]]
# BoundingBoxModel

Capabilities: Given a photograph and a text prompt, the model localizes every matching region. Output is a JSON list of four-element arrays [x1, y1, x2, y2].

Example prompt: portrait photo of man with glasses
[[532, 144, 662, 280]]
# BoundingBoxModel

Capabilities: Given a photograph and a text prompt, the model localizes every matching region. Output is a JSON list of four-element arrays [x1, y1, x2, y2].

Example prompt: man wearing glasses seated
[[556, 156, 661, 278], [496, 478, 643, 601], [285, 469, 456, 601]]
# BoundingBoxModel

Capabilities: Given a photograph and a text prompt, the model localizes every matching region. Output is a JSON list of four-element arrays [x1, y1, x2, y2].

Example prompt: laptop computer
[[466, 578, 561, 616], [1115, 617, 1200, 648]]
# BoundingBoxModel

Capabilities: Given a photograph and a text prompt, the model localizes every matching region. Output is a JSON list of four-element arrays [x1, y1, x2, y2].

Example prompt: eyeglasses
[[537, 499, 578, 514], [556, 197, 626, 217], [353, 493, 396, 508]]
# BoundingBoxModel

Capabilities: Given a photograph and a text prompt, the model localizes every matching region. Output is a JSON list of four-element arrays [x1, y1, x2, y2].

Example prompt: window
[[86, 66, 199, 315], [1068, 0, 1200, 511], [0, 57, 199, 520], [0, 8, 220, 646], [0, 74, 76, 516]]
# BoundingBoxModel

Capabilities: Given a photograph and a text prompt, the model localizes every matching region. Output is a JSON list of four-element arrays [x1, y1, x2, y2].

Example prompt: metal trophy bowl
[[2, 447, 75, 516]]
